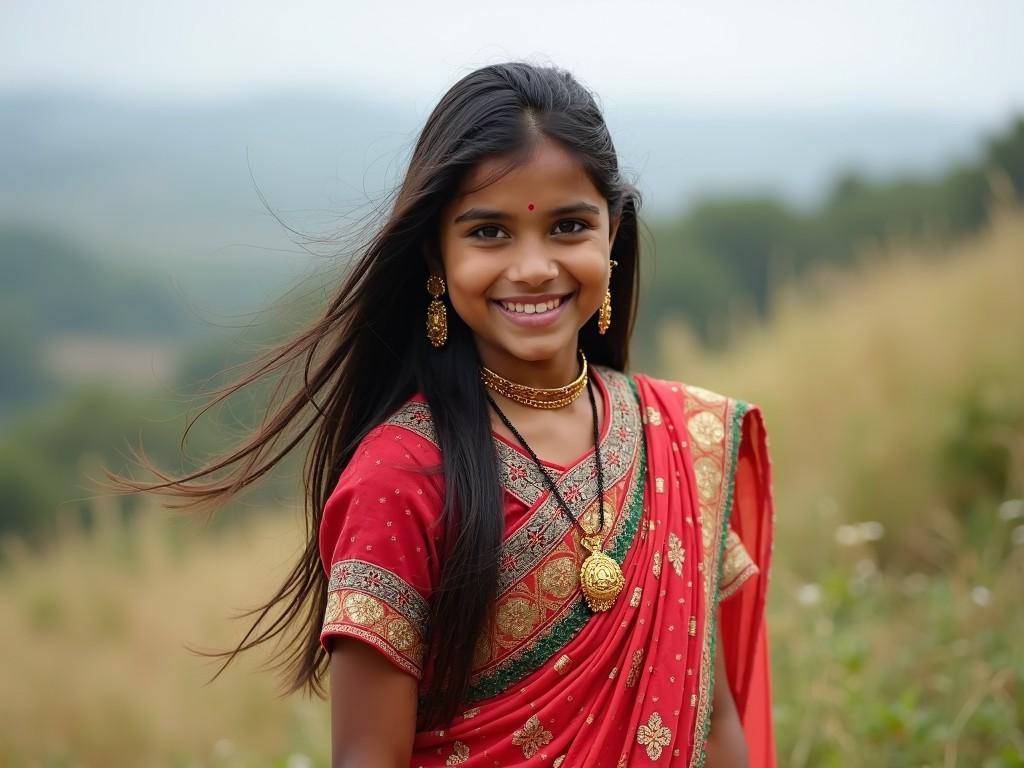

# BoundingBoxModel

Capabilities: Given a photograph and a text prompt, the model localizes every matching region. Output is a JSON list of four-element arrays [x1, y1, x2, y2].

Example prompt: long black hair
[[107, 61, 643, 729]]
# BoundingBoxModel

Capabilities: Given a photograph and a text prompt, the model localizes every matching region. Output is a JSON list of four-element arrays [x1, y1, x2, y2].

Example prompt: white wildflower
[[796, 583, 822, 606], [998, 499, 1024, 521], [858, 521, 885, 541], [834, 525, 860, 546], [970, 586, 992, 607]]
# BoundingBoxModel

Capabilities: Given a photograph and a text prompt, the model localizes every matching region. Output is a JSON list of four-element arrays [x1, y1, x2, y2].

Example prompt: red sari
[[319, 365, 776, 766]]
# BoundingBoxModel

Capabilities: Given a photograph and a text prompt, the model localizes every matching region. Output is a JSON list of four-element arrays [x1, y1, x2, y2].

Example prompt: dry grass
[[0, 499, 329, 767]]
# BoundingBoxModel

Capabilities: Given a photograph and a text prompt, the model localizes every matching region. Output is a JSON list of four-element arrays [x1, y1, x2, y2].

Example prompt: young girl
[[121, 61, 776, 767]]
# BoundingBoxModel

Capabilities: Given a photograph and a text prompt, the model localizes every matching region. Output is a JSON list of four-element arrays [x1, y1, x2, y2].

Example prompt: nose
[[505, 241, 559, 286]]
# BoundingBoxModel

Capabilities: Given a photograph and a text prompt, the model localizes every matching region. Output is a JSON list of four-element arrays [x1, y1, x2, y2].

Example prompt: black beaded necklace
[[484, 369, 626, 611], [485, 374, 606, 537]]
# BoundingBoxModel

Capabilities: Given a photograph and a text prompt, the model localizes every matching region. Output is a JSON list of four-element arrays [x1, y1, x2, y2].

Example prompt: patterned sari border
[[692, 398, 750, 768], [462, 377, 649, 705], [327, 558, 430, 626], [321, 559, 430, 678]]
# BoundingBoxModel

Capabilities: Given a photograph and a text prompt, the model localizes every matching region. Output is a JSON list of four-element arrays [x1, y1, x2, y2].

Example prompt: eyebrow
[[453, 201, 601, 224]]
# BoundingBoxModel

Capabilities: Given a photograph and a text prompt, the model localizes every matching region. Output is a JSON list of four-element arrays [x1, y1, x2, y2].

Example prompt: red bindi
[[527, 203, 535, 211]]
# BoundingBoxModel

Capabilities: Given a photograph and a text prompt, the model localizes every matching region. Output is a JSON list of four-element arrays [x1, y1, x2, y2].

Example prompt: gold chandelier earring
[[426, 274, 448, 348], [597, 258, 618, 335]]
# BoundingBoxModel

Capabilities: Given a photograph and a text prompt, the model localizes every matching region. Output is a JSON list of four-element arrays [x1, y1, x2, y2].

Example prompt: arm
[[328, 636, 418, 768], [705, 618, 750, 768]]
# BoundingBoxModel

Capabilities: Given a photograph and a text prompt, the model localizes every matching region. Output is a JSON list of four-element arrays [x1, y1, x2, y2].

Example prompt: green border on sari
[[463, 376, 649, 704], [693, 398, 750, 768]]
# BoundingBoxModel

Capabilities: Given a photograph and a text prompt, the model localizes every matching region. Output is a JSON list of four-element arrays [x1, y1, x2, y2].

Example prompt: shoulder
[[333, 391, 442, 492], [320, 397, 445, 557], [629, 370, 755, 413], [630, 370, 739, 404]]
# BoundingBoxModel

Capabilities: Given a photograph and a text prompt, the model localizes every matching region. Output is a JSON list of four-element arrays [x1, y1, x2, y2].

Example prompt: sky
[[2, 0, 1023, 120]]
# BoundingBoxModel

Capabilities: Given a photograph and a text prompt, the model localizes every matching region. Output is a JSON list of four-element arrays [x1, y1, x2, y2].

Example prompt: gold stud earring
[[426, 275, 448, 348], [597, 259, 618, 335]]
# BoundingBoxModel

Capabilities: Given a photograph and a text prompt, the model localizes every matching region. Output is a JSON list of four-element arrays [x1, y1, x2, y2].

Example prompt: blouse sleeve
[[318, 423, 445, 679], [719, 522, 759, 602]]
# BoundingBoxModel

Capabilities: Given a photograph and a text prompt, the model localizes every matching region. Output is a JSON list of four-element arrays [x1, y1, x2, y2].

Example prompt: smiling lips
[[492, 292, 574, 327], [497, 295, 565, 315]]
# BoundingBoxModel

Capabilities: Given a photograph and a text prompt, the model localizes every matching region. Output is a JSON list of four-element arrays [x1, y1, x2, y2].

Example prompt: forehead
[[452, 139, 602, 208]]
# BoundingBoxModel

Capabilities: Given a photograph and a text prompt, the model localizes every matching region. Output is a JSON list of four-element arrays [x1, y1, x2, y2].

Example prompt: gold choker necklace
[[480, 349, 588, 409]]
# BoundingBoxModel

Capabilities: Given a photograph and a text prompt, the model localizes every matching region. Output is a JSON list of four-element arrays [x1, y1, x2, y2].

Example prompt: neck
[[477, 342, 582, 390]]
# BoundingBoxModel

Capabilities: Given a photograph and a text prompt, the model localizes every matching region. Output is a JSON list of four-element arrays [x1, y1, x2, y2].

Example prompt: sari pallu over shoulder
[[318, 367, 775, 766], [644, 377, 777, 768]]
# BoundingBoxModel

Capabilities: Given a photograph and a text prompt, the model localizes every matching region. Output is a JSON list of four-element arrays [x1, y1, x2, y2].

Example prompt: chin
[[497, 336, 577, 363]]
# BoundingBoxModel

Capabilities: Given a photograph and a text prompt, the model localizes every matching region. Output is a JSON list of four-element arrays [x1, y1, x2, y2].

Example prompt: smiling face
[[438, 137, 620, 382]]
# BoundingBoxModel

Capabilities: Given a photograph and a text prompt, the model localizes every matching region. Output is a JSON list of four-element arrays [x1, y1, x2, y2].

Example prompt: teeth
[[499, 296, 564, 314]]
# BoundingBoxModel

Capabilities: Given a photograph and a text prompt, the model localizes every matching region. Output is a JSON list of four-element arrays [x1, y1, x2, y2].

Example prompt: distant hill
[[0, 89, 998, 310], [0, 227, 190, 341]]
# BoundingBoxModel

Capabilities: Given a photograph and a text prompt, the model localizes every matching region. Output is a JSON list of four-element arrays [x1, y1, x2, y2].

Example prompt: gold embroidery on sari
[[462, 707, 480, 719], [511, 714, 553, 758], [553, 756, 566, 767], [655, 476, 665, 493], [667, 532, 685, 576], [384, 366, 640, 594], [465, 370, 645, 698], [496, 597, 540, 639], [686, 385, 726, 404], [630, 586, 643, 607], [322, 559, 429, 677], [645, 405, 663, 425], [554, 654, 573, 674], [652, 550, 663, 577], [540, 556, 579, 599], [687, 410, 725, 450], [637, 711, 673, 760], [343, 592, 384, 625], [680, 383, 751, 767], [445, 741, 470, 765], [388, 368, 647, 700], [625, 648, 645, 688], [720, 528, 759, 601], [692, 457, 722, 503]]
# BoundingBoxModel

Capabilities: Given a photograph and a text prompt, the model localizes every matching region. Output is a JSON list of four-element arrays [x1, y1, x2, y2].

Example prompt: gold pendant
[[579, 535, 625, 611]]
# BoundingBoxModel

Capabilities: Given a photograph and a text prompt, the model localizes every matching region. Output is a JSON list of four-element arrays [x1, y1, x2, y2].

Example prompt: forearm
[[705, 618, 750, 767], [705, 712, 749, 767]]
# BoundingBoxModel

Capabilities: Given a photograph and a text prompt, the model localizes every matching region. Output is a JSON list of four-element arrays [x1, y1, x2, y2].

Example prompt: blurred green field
[[1, 207, 1022, 767]]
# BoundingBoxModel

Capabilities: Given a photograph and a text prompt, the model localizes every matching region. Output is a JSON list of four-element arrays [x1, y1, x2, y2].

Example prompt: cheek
[[574, 249, 611, 303], [444, 256, 497, 316]]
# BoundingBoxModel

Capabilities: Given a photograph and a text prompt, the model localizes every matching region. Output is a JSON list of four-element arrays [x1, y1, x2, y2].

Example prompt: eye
[[554, 219, 592, 235], [469, 225, 510, 240]]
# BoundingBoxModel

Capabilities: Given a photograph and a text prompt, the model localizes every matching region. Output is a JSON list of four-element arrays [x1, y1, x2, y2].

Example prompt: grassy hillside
[[662, 204, 1024, 765], [1, 208, 1022, 765]]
